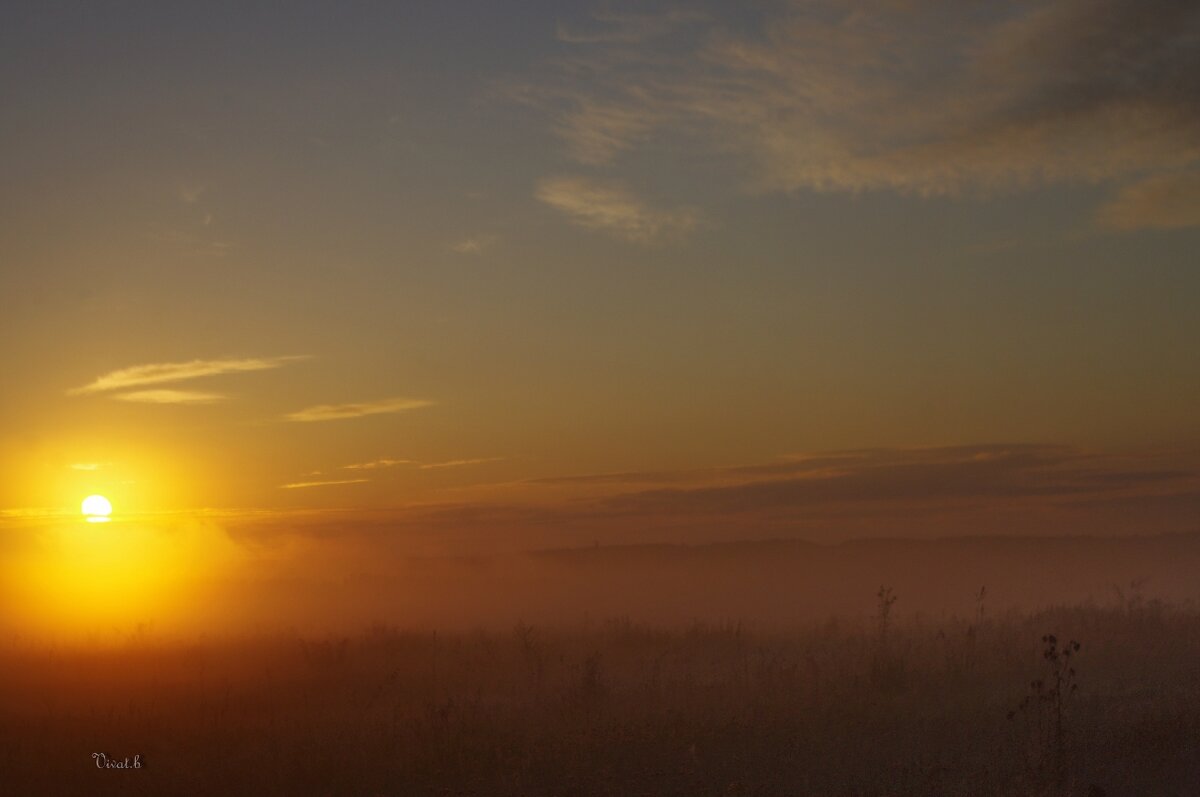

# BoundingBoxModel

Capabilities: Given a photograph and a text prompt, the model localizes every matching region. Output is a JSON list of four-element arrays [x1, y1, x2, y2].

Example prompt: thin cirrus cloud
[[275, 444, 1200, 545], [343, 458, 418, 470], [342, 457, 499, 470], [1095, 170, 1200, 231], [450, 235, 498, 254], [280, 479, 369, 490], [69, 355, 308, 396], [419, 458, 503, 470], [284, 398, 435, 423], [536, 175, 700, 244], [592, 444, 1200, 518], [113, 389, 227, 405], [525, 444, 1198, 532], [519, 1, 1200, 220]]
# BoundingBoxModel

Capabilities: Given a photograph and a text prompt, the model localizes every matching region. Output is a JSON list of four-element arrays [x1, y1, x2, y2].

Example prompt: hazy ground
[[2, 535, 1199, 795]]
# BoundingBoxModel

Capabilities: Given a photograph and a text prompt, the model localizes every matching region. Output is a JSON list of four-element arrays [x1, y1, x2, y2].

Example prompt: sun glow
[[5, 516, 247, 640], [81, 494, 113, 522]]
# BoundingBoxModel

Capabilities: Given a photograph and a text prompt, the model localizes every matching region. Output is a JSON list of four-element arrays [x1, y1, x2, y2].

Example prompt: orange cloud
[[280, 479, 370, 490], [1097, 171, 1200, 231], [536, 176, 700, 244], [284, 398, 434, 423], [113, 390, 226, 404], [70, 355, 307, 395]]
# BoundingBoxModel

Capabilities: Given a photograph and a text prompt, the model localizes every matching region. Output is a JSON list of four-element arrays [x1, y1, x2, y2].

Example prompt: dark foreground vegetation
[[2, 602, 1198, 796]]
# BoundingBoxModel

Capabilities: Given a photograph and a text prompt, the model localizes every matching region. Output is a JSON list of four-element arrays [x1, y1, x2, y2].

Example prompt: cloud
[[70, 463, 103, 471], [341, 457, 499, 471], [246, 444, 1200, 550], [1096, 170, 1200, 231], [0, 507, 67, 521], [530, 468, 703, 487], [343, 459, 418, 470], [450, 236, 497, 254], [113, 390, 226, 404], [512, 444, 1199, 521], [419, 458, 503, 470], [177, 183, 206, 203], [536, 176, 700, 243], [284, 398, 435, 423], [551, 101, 664, 167], [70, 356, 307, 395], [593, 444, 1196, 518], [525, 1, 1200, 197], [280, 479, 370, 490], [527, 447, 1047, 489]]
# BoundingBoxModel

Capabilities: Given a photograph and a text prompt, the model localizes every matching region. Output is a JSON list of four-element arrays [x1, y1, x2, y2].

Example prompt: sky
[[2, 0, 1199, 566]]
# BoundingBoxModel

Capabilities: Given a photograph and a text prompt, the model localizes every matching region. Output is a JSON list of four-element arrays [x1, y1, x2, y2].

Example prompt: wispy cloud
[[341, 456, 499, 470], [551, 100, 663, 167], [451, 236, 497, 254], [585, 445, 1198, 520], [177, 183, 207, 203], [594, 445, 1191, 537], [113, 389, 227, 404], [419, 458, 503, 470], [536, 175, 700, 244], [71, 462, 103, 471], [524, 2, 1200, 199], [285, 398, 435, 423], [280, 479, 370, 490], [0, 507, 73, 521], [343, 458, 418, 470], [1096, 170, 1200, 231], [70, 355, 307, 396], [258, 444, 1200, 546]]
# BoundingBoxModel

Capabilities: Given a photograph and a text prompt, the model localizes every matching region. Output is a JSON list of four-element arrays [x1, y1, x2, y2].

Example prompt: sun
[[81, 494, 113, 523]]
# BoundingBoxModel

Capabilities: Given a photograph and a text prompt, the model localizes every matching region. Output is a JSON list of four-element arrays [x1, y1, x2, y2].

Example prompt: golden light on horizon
[[81, 494, 113, 523], [4, 515, 247, 640]]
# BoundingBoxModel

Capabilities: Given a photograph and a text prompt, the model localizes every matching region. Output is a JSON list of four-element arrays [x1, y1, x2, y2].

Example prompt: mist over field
[[279, 533, 1200, 632], [203, 532, 1200, 636], [9, 527, 1200, 640], [5, 533, 1200, 796]]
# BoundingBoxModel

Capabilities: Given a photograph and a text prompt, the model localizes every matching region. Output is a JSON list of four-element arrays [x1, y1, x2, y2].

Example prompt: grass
[[2, 602, 1199, 795]]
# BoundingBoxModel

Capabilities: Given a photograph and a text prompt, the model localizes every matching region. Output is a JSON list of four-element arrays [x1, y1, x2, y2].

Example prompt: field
[[3, 598, 1198, 796]]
